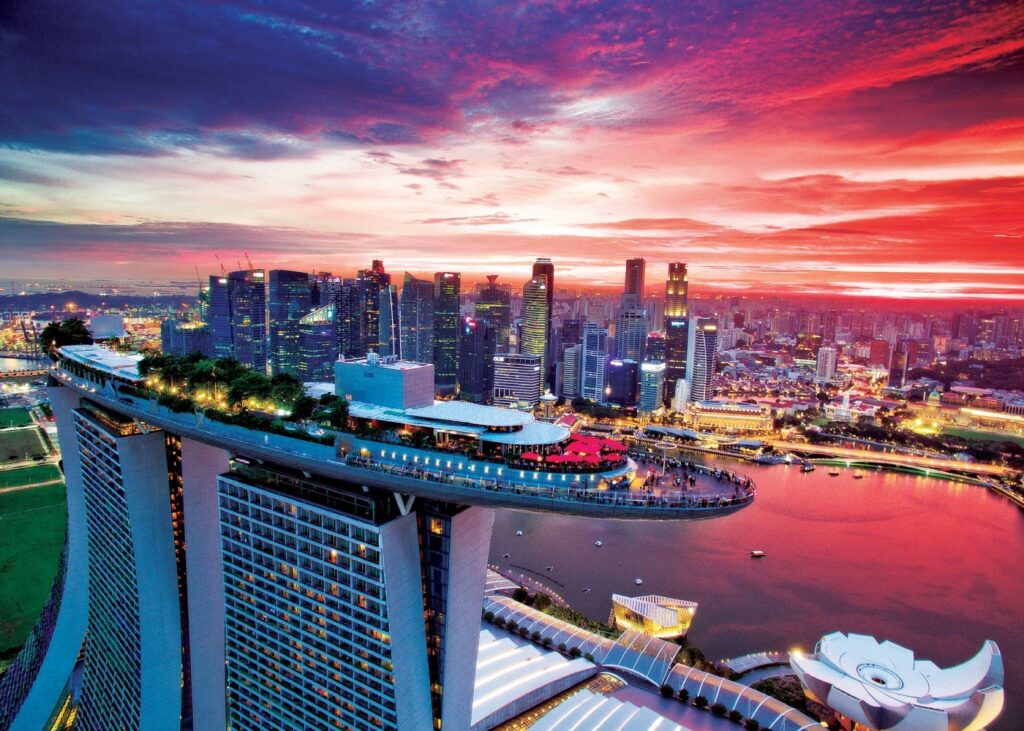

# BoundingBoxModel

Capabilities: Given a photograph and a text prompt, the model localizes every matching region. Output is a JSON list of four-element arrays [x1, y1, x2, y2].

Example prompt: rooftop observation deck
[[51, 355, 755, 520]]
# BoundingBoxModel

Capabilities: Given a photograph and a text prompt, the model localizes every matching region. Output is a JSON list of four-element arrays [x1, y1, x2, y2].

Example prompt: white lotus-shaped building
[[790, 632, 1003, 731]]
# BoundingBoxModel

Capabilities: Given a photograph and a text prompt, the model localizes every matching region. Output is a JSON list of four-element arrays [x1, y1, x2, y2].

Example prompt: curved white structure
[[790, 632, 1004, 731]]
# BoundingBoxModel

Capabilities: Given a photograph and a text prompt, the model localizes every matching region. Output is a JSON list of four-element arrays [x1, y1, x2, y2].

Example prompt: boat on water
[[515, 530, 523, 536], [594, 540, 603, 547], [634, 578, 644, 586], [828, 470, 840, 476], [751, 550, 766, 558], [853, 472, 865, 479], [801, 463, 815, 473], [582, 588, 591, 593], [545, 565, 554, 572], [502, 553, 510, 559]]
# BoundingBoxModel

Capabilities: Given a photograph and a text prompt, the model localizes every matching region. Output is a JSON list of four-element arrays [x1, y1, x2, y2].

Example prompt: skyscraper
[[474, 275, 512, 351], [639, 361, 666, 414], [267, 269, 313, 376], [521, 275, 550, 398], [433, 272, 461, 394], [815, 346, 837, 383], [297, 303, 339, 382], [492, 353, 542, 407], [687, 318, 718, 402], [888, 340, 909, 389], [580, 323, 608, 403], [335, 278, 364, 358], [663, 263, 688, 398], [458, 316, 496, 403], [615, 308, 647, 363], [606, 359, 639, 406], [378, 284, 401, 359], [399, 273, 434, 364], [531, 258, 555, 385], [206, 270, 267, 372], [13, 345, 744, 731], [358, 260, 390, 354], [561, 343, 582, 398], [623, 257, 645, 310]]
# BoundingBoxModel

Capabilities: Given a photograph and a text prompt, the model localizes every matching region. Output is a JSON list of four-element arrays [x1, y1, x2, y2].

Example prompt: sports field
[[0, 482, 67, 655], [0, 427, 48, 464], [943, 426, 1024, 448], [0, 408, 33, 429], [0, 464, 62, 490]]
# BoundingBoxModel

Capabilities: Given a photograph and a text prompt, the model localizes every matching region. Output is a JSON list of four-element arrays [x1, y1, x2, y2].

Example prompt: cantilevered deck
[[52, 365, 755, 520]]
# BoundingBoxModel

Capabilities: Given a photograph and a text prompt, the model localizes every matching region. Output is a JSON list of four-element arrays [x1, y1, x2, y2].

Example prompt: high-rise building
[[561, 343, 582, 398], [815, 346, 837, 383], [474, 275, 512, 351], [492, 353, 542, 407], [663, 263, 688, 399], [521, 275, 550, 396], [161, 320, 212, 358], [531, 258, 555, 386], [12, 345, 750, 731], [580, 323, 608, 403], [639, 361, 666, 414], [646, 332, 666, 362], [357, 260, 390, 354], [822, 309, 838, 343], [399, 273, 434, 364], [687, 318, 718, 402], [623, 258, 646, 309], [335, 278, 364, 358], [72, 401, 186, 731], [458, 316, 496, 403], [606, 359, 639, 407], [433, 272, 461, 394], [671, 377, 691, 412], [615, 308, 647, 363], [869, 338, 891, 367], [267, 269, 313, 376], [206, 270, 267, 371], [378, 284, 401, 359], [560, 319, 582, 348], [888, 340, 909, 389], [297, 303, 339, 382]]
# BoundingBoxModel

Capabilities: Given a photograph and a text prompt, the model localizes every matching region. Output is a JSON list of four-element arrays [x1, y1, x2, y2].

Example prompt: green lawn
[[942, 427, 1024, 448], [0, 428, 47, 463], [0, 408, 33, 429], [0, 483, 67, 655], [0, 464, 62, 490]]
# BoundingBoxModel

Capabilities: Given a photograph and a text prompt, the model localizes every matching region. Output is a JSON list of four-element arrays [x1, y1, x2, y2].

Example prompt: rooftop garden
[[123, 353, 348, 444]]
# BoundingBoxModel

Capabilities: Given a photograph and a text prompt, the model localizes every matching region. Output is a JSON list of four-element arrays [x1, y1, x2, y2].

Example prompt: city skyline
[[1, 1, 1022, 299]]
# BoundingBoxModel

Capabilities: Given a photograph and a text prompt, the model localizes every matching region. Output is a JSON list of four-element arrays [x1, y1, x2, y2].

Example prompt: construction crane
[[244, 251, 254, 271], [214, 254, 227, 275]]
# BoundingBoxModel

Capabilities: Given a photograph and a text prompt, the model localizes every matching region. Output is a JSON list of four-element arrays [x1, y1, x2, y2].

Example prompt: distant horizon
[[2, 275, 1023, 310]]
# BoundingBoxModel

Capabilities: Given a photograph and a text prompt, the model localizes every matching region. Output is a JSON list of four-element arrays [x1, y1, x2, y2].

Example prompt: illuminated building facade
[[520, 275, 550, 397], [399, 273, 434, 364], [687, 318, 718, 402], [433, 272, 461, 394], [474, 275, 511, 352], [458, 316, 496, 403], [663, 263, 689, 396], [207, 270, 267, 372], [267, 269, 313, 377], [580, 323, 608, 403], [611, 594, 698, 640]]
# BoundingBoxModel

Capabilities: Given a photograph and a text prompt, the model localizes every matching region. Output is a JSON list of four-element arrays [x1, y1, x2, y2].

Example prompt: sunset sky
[[1, 0, 1022, 300]]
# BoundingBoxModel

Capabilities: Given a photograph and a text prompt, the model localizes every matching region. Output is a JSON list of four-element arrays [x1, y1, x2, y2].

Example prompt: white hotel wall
[[181, 438, 231, 731], [9, 387, 90, 731]]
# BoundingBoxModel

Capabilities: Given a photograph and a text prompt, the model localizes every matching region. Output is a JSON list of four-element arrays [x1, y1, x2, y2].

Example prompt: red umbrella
[[521, 451, 541, 461]]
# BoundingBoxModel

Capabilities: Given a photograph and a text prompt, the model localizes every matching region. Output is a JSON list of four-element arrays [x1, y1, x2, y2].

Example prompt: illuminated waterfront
[[491, 457, 1024, 728]]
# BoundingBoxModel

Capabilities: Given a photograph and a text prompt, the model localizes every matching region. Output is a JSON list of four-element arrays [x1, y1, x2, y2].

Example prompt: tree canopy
[[40, 318, 93, 354]]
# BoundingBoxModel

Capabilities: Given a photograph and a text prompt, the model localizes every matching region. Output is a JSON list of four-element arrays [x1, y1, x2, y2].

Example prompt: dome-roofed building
[[790, 632, 1004, 731]]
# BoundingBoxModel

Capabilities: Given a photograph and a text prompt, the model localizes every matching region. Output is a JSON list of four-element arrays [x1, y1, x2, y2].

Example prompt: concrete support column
[[180, 438, 231, 731]]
